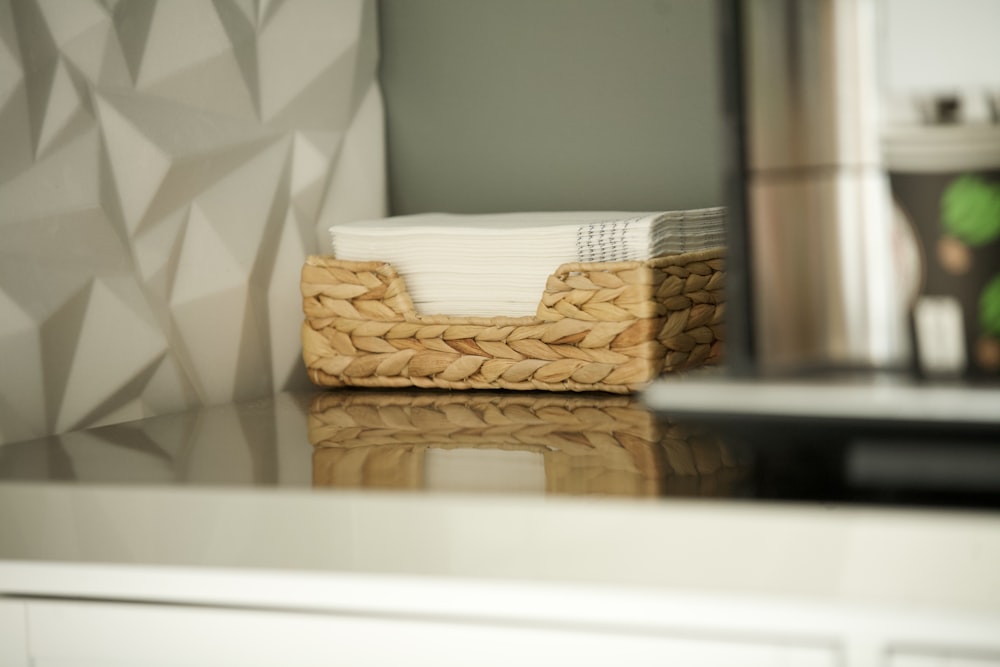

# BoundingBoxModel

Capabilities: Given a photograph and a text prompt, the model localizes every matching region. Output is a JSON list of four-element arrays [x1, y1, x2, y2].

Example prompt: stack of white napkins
[[329, 208, 725, 318]]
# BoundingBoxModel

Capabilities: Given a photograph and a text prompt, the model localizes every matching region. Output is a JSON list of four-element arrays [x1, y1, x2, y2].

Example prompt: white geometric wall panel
[[0, 0, 386, 446]]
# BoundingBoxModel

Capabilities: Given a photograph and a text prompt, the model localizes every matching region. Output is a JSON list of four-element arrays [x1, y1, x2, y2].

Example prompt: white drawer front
[[28, 598, 837, 667]]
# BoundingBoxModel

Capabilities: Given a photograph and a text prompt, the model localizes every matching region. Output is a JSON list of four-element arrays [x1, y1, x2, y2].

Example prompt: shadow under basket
[[301, 248, 724, 393]]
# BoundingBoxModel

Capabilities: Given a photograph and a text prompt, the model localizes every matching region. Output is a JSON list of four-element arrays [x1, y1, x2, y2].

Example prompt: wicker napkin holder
[[308, 391, 744, 497], [301, 248, 724, 393]]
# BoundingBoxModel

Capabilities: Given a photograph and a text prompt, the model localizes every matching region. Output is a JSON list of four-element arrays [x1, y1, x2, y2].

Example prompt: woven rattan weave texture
[[301, 249, 724, 393]]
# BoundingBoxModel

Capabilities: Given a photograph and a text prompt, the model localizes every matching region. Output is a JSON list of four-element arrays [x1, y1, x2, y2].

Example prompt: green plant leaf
[[941, 175, 1000, 246], [981, 274, 1000, 337]]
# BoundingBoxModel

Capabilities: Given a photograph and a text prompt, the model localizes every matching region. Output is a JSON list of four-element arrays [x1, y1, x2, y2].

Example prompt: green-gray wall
[[379, 0, 725, 214]]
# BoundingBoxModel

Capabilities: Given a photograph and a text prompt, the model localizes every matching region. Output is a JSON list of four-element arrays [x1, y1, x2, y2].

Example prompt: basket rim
[[303, 247, 725, 326]]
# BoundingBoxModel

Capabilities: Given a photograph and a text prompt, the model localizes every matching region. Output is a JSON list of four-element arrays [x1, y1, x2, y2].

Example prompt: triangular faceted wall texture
[[0, 0, 386, 446]]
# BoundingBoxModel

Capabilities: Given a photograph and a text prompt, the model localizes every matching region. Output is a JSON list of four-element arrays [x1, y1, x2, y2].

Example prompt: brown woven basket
[[301, 248, 724, 393], [308, 391, 746, 497]]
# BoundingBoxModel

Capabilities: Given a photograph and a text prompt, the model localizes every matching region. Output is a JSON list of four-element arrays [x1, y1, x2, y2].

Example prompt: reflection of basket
[[308, 391, 745, 497], [301, 249, 724, 393]]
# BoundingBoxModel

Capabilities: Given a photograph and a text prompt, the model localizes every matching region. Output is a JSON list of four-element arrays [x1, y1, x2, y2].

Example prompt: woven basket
[[301, 248, 724, 393], [308, 391, 746, 497]]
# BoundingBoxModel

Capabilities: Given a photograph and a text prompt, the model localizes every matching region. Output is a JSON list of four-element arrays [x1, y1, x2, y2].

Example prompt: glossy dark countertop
[[0, 390, 745, 498], [1, 386, 998, 509]]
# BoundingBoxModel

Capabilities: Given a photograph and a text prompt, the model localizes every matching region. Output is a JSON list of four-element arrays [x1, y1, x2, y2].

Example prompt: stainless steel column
[[742, 0, 906, 374]]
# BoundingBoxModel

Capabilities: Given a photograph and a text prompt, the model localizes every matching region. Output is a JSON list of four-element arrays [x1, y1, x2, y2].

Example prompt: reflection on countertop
[[0, 392, 317, 488], [308, 391, 747, 497]]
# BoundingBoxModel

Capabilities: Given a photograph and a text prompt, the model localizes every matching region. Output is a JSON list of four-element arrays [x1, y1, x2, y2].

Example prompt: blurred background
[[1, 0, 998, 447]]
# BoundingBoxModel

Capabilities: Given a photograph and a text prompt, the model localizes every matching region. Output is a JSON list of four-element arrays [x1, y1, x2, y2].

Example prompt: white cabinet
[[3, 482, 999, 667], [888, 651, 1000, 667], [9, 595, 1000, 667], [24, 598, 837, 667], [0, 599, 27, 667]]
